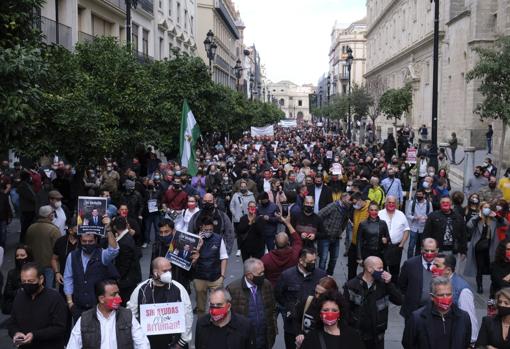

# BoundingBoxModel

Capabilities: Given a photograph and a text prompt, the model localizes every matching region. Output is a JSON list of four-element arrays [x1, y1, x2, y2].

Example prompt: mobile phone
[[281, 204, 289, 218]]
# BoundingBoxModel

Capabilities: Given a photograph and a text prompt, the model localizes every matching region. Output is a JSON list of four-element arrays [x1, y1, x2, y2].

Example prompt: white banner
[[251, 125, 274, 137], [278, 119, 297, 128], [140, 302, 186, 336]]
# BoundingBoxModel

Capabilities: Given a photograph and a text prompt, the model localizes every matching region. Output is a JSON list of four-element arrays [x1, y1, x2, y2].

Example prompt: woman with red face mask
[[356, 203, 390, 263], [465, 202, 508, 294], [236, 201, 265, 261], [490, 239, 510, 297], [301, 290, 365, 349]]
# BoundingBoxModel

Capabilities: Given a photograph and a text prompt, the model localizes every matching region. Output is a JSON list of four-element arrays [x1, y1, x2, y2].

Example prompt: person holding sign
[[128, 257, 193, 349], [67, 279, 150, 349]]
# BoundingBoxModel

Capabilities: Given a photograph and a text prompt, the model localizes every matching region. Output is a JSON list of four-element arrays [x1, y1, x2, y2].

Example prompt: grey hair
[[243, 258, 262, 274], [430, 276, 451, 294], [210, 287, 232, 303]]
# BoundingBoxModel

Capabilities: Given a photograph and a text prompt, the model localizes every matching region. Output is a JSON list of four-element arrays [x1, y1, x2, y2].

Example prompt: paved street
[[0, 218, 492, 349]]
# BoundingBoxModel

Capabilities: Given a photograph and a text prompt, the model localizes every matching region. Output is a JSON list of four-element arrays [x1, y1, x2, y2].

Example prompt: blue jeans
[[144, 212, 161, 244], [344, 221, 352, 249], [407, 230, 423, 259], [43, 267, 55, 289], [264, 234, 275, 251], [487, 138, 492, 154], [318, 239, 340, 275], [0, 220, 7, 248]]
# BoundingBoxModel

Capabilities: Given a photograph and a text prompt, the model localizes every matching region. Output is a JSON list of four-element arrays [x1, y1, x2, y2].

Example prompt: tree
[[350, 84, 373, 121], [366, 76, 386, 129], [466, 36, 510, 170], [379, 83, 412, 125]]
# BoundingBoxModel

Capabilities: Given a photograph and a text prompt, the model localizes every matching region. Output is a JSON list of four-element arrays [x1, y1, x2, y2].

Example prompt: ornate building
[[268, 81, 315, 122]]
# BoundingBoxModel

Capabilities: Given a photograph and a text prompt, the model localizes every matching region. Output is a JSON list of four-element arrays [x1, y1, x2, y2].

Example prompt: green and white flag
[[179, 99, 201, 176]]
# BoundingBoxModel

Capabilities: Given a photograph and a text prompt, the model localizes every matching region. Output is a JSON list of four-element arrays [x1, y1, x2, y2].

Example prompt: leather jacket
[[356, 217, 390, 259]]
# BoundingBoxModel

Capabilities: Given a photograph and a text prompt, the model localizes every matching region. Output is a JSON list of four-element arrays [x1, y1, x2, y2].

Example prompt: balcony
[[103, 0, 127, 12], [39, 16, 73, 50], [138, 0, 154, 14], [78, 31, 95, 43]]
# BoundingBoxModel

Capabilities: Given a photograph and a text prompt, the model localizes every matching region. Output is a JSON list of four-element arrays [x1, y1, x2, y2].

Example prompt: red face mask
[[105, 295, 122, 310], [119, 210, 128, 218], [433, 295, 453, 311], [431, 265, 445, 278], [248, 207, 257, 214], [386, 203, 396, 211], [422, 252, 437, 262], [320, 311, 340, 326], [369, 211, 379, 219], [505, 251, 510, 260], [209, 305, 230, 322], [440, 202, 451, 212], [188, 203, 196, 210]]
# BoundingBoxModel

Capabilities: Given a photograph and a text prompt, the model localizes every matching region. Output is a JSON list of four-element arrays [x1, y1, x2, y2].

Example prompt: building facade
[[39, 0, 197, 59], [365, 0, 510, 164], [329, 18, 367, 97], [268, 81, 315, 122], [196, 0, 242, 88]]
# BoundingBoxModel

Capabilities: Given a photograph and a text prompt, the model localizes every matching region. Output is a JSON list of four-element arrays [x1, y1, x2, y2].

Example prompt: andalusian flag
[[179, 100, 201, 176]]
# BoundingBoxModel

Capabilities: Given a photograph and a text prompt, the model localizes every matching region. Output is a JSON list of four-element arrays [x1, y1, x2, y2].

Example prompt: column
[[463, 147, 476, 190]]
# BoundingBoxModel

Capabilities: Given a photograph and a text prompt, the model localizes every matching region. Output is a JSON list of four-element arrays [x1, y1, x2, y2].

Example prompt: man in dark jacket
[[291, 196, 326, 249], [307, 175, 333, 213], [227, 258, 277, 349], [17, 171, 37, 243], [423, 197, 467, 256], [402, 276, 471, 349], [261, 216, 303, 286], [274, 247, 327, 349], [195, 288, 255, 349], [112, 216, 141, 306], [253, 192, 280, 251], [344, 256, 403, 349], [399, 238, 438, 319]]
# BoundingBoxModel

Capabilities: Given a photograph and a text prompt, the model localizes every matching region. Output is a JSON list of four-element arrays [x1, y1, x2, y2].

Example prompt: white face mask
[[159, 271, 172, 284], [54, 201, 62, 209]]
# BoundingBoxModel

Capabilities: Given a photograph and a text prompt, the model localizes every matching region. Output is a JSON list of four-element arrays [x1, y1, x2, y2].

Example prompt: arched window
[[279, 98, 285, 106]]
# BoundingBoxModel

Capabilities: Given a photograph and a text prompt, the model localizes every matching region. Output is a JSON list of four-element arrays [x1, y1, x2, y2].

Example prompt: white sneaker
[[142, 243, 148, 248], [236, 250, 241, 257]]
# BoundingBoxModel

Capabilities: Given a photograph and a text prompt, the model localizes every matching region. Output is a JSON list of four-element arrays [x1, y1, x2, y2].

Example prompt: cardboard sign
[[140, 302, 185, 336], [406, 147, 417, 164], [77, 196, 107, 236], [165, 230, 200, 271]]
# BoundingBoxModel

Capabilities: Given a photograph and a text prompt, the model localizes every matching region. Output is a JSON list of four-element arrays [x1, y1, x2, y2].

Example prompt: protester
[[195, 288, 255, 349], [2, 244, 33, 314], [236, 201, 266, 261], [491, 239, 510, 296], [18, 171, 37, 243], [128, 257, 193, 349], [67, 279, 150, 348], [291, 195, 325, 249], [308, 175, 333, 214], [8, 262, 68, 349], [405, 189, 433, 258], [227, 258, 277, 349], [356, 202, 390, 262], [52, 218, 79, 292], [476, 287, 510, 347]]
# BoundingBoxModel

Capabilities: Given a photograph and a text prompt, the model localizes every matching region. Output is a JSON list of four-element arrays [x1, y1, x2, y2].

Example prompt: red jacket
[[162, 188, 188, 210], [261, 230, 303, 286]]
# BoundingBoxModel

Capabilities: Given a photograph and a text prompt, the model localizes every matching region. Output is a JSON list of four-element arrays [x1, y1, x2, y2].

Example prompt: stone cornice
[[445, 9, 470, 26], [365, 30, 445, 78], [367, 0, 401, 37]]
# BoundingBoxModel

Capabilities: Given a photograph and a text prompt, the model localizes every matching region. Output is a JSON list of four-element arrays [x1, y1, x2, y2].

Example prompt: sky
[[236, 0, 366, 86]]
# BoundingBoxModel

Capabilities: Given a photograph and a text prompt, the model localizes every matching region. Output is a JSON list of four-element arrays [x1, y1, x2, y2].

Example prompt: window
[[298, 100, 302, 106], [190, 16, 194, 34], [169, 43, 173, 57], [184, 10, 188, 30], [92, 15, 112, 37], [142, 29, 149, 56], [279, 98, 285, 106], [177, 2, 181, 23], [168, 0, 172, 16], [159, 37, 164, 59], [159, 0, 162, 8], [132, 23, 139, 51]]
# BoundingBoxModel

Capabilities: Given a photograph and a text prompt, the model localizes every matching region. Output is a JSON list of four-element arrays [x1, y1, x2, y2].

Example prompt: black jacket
[[344, 274, 403, 341], [2, 268, 20, 314], [399, 255, 428, 318], [491, 261, 510, 296], [301, 325, 366, 349], [307, 185, 333, 211], [356, 217, 390, 259], [476, 315, 509, 348], [115, 233, 142, 290], [274, 265, 327, 334], [423, 210, 467, 254], [195, 312, 255, 349], [402, 301, 471, 349]]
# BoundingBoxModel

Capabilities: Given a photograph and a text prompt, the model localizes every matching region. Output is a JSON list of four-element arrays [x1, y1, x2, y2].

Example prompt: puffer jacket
[[356, 217, 390, 259]]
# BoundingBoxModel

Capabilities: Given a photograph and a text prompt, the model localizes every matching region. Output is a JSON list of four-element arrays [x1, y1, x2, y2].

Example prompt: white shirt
[[219, 238, 229, 260], [378, 209, 410, 244], [176, 208, 199, 232], [53, 206, 66, 236], [263, 179, 271, 193], [452, 274, 479, 342], [67, 308, 150, 349]]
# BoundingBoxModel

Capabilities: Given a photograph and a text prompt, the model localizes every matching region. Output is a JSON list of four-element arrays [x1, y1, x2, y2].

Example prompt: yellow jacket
[[352, 200, 371, 245]]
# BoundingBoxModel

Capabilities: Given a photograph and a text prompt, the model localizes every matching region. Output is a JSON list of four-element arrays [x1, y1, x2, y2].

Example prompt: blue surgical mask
[[372, 270, 384, 281], [482, 207, 492, 217]]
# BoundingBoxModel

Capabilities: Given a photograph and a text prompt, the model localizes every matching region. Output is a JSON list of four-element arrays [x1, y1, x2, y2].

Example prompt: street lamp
[[430, 0, 440, 170], [233, 58, 243, 92], [345, 46, 354, 141], [327, 75, 331, 104], [249, 73, 255, 101], [204, 30, 217, 77]]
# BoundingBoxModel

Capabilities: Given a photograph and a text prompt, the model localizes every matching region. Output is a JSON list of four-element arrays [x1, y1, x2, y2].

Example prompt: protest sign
[[77, 196, 107, 236], [165, 230, 200, 271], [140, 302, 185, 336], [251, 125, 274, 137], [406, 147, 417, 164]]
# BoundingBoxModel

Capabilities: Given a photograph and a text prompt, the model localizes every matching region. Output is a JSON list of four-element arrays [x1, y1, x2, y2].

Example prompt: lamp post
[[345, 46, 354, 141], [203, 30, 217, 77], [429, 0, 440, 170], [233, 58, 243, 92], [249, 73, 255, 101]]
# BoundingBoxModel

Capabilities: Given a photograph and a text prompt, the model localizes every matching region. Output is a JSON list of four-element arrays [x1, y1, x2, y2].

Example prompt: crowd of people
[[0, 123, 510, 349]]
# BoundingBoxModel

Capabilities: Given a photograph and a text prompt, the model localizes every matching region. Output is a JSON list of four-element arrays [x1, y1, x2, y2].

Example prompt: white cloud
[[236, 0, 366, 85]]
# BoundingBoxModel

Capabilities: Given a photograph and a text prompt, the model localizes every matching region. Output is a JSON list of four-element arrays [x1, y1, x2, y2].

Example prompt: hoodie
[[261, 230, 303, 286]]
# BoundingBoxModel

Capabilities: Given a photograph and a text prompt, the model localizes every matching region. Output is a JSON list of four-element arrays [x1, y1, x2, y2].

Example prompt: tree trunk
[[498, 119, 507, 176]]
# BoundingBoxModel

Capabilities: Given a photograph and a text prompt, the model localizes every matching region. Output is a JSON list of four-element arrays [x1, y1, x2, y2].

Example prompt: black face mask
[[474, 172, 480, 177], [416, 196, 424, 202], [81, 244, 97, 255], [22, 282, 40, 296], [15, 258, 28, 269], [304, 262, 315, 273], [203, 202, 214, 211], [240, 188, 247, 194], [498, 305, 510, 317], [303, 206, 313, 214], [252, 275, 265, 287]]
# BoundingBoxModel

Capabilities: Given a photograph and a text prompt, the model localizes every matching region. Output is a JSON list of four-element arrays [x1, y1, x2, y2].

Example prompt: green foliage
[[315, 95, 349, 121], [466, 36, 510, 124], [350, 84, 373, 121], [0, 0, 43, 48], [379, 84, 412, 123]]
